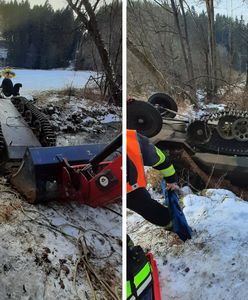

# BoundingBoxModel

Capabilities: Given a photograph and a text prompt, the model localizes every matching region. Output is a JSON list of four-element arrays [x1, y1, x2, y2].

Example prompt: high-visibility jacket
[[127, 130, 147, 193], [127, 130, 177, 194], [127, 236, 153, 300]]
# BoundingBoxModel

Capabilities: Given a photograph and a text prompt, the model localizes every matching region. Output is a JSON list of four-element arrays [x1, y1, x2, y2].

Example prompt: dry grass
[[146, 168, 163, 191], [33, 87, 108, 107], [56, 86, 106, 102], [0, 205, 12, 223], [0, 203, 20, 223], [218, 89, 248, 109]]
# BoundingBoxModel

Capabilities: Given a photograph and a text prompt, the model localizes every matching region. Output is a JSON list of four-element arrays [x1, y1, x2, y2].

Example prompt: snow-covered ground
[[127, 187, 248, 300], [0, 178, 122, 300], [9, 69, 97, 98], [34, 90, 121, 146]]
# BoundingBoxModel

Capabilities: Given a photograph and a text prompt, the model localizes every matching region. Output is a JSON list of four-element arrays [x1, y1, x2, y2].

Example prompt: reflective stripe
[[126, 281, 132, 298], [161, 164, 176, 177], [137, 274, 152, 296], [153, 146, 166, 167], [134, 262, 151, 288], [131, 183, 139, 190], [127, 262, 152, 299]]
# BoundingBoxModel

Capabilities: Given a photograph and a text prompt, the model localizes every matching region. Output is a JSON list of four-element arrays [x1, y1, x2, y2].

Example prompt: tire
[[148, 93, 178, 118], [127, 100, 163, 137]]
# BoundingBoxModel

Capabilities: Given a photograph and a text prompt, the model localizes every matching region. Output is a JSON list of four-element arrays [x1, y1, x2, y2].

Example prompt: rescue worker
[[127, 129, 177, 226], [0, 68, 21, 97], [127, 129, 178, 300]]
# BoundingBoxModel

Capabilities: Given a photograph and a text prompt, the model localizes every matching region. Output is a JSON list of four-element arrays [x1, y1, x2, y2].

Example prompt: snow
[[100, 113, 121, 124], [9, 69, 97, 98], [0, 178, 122, 299], [34, 92, 121, 146], [127, 188, 248, 300]]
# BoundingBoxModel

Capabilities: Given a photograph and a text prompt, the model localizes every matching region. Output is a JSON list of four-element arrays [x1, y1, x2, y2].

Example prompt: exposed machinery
[[0, 94, 122, 207], [127, 93, 248, 188], [11, 134, 122, 206]]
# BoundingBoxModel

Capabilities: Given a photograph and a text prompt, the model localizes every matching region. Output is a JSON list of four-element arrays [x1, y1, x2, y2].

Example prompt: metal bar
[[159, 107, 189, 119], [90, 133, 122, 166]]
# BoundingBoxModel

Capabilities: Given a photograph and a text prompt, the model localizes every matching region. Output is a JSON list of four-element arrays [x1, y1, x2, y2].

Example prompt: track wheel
[[127, 100, 163, 137], [217, 116, 236, 140], [187, 120, 211, 144], [232, 118, 248, 141], [148, 93, 178, 118]]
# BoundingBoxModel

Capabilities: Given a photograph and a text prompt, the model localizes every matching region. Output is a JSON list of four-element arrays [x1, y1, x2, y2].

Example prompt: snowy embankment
[[127, 188, 248, 300], [37, 92, 121, 146]]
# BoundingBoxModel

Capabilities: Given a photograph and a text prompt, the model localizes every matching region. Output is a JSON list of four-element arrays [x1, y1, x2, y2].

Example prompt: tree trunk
[[205, 0, 217, 101], [170, 0, 191, 81], [178, 0, 195, 90], [66, 0, 121, 106]]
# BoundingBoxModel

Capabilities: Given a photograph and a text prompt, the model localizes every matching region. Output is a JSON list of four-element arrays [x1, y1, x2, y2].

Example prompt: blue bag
[[161, 180, 192, 242]]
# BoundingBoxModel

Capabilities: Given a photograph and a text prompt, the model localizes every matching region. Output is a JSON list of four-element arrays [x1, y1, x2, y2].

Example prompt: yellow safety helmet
[[1, 68, 16, 78]]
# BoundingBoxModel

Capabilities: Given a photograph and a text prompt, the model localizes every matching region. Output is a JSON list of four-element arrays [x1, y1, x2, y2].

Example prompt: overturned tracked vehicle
[[127, 93, 248, 189], [0, 96, 56, 167], [0, 94, 122, 206]]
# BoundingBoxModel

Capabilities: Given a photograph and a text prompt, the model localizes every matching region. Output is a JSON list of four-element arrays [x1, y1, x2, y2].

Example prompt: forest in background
[[128, 0, 248, 104], [0, 0, 122, 79]]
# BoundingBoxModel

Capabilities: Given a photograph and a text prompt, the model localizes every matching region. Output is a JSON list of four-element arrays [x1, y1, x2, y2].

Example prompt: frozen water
[[8, 68, 97, 98]]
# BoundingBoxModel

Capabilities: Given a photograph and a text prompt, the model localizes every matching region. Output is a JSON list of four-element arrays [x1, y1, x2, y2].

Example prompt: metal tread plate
[[0, 99, 41, 148]]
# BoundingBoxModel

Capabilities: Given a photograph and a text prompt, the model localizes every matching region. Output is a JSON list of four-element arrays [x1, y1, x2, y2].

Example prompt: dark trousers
[[127, 188, 171, 226], [140, 285, 154, 300]]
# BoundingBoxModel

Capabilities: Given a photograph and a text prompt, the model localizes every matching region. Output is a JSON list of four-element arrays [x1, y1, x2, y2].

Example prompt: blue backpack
[[161, 180, 192, 242]]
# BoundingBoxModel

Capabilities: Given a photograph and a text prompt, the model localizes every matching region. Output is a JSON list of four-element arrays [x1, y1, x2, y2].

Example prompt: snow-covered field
[[127, 187, 248, 300], [10, 68, 97, 98]]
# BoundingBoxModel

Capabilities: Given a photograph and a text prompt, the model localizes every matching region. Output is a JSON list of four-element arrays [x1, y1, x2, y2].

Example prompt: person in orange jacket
[[127, 129, 177, 300], [127, 129, 177, 226]]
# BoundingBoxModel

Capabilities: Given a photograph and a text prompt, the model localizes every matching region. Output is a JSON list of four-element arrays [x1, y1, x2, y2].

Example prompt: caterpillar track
[[0, 123, 5, 157], [0, 96, 56, 167], [187, 108, 248, 156], [11, 97, 56, 147]]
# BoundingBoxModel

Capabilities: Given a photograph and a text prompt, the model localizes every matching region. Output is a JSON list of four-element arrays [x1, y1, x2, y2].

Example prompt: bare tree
[[170, 0, 195, 90], [66, 0, 121, 106], [205, 0, 217, 99], [178, 0, 195, 89]]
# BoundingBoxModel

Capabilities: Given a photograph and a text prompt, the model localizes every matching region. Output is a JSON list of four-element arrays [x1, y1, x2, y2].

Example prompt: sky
[[7, 0, 68, 10], [190, 0, 248, 22], [5, 0, 248, 21]]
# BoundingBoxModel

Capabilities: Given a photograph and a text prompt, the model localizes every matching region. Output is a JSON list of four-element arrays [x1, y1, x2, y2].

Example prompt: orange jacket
[[127, 130, 147, 193]]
